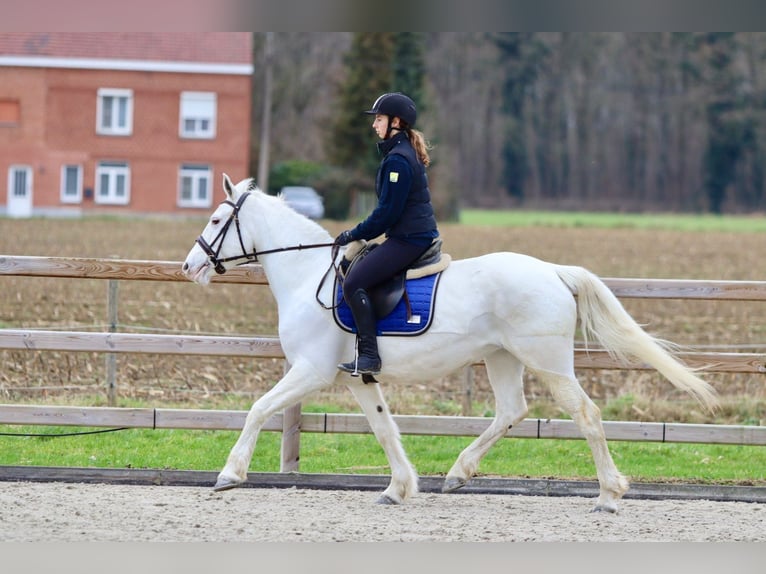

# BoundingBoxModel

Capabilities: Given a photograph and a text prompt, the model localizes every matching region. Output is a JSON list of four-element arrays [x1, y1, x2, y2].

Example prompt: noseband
[[195, 191, 336, 275]]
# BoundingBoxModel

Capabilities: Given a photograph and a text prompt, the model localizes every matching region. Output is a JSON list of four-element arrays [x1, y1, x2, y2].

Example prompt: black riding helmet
[[364, 92, 417, 139]]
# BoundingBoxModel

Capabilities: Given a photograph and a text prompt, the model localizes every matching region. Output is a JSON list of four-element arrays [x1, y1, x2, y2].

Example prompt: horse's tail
[[554, 264, 718, 412]]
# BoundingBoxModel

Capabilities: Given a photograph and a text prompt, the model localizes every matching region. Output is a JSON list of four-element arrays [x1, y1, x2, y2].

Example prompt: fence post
[[280, 361, 301, 472], [105, 278, 118, 406]]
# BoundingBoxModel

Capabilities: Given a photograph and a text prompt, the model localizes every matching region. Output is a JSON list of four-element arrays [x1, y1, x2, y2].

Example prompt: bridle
[[195, 192, 255, 274], [195, 191, 342, 308], [196, 191, 336, 274]]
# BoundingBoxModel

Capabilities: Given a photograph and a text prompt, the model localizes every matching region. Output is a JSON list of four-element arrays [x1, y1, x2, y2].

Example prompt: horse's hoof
[[376, 494, 400, 505], [213, 476, 244, 492], [591, 504, 618, 514], [442, 476, 467, 493]]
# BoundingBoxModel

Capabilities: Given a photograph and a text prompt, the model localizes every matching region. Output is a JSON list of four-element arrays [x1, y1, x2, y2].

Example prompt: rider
[[334, 92, 440, 375]]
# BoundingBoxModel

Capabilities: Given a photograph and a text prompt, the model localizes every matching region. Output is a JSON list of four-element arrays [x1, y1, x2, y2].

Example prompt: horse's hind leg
[[534, 368, 629, 513], [443, 350, 528, 493], [347, 381, 419, 505]]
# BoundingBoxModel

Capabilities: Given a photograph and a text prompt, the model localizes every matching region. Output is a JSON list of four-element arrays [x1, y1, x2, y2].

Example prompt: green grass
[[1, 425, 764, 485], [460, 209, 766, 232]]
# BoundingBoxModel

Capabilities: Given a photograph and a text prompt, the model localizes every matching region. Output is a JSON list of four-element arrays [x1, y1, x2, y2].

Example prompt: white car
[[280, 186, 325, 219]]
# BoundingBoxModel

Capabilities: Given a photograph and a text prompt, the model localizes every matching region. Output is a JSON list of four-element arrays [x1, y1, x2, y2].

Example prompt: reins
[[195, 191, 343, 309], [316, 243, 344, 310]]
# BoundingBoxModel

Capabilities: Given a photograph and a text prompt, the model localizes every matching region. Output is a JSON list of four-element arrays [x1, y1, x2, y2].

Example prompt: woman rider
[[334, 92, 440, 376]]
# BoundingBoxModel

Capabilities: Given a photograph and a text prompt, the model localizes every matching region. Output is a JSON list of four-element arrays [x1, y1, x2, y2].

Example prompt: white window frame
[[96, 88, 133, 136], [60, 164, 83, 204], [179, 91, 217, 139], [95, 161, 130, 205], [8, 165, 32, 197], [178, 164, 213, 208]]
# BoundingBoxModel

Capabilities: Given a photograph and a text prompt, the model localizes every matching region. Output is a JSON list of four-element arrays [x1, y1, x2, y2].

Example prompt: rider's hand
[[334, 230, 353, 246]]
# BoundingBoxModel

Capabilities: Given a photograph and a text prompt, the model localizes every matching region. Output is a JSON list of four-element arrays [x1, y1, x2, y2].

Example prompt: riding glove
[[334, 230, 353, 246]]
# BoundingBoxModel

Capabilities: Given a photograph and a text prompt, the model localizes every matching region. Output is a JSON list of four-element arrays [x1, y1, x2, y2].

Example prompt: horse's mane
[[240, 178, 331, 243]]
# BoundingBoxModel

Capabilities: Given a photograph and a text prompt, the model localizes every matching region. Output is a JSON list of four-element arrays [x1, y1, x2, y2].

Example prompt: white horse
[[182, 174, 717, 513]]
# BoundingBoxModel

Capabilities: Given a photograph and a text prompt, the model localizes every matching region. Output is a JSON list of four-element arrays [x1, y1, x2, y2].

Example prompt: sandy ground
[[1, 481, 764, 542]]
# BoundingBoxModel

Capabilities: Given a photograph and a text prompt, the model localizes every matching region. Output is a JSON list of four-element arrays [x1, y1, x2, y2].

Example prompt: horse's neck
[[244, 201, 332, 302], [260, 246, 330, 297]]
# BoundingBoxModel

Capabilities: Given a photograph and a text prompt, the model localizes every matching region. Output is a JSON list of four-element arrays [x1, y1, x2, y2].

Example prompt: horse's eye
[[211, 217, 221, 225]]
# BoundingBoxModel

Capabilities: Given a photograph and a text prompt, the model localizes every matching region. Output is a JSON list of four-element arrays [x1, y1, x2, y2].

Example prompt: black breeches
[[342, 238, 430, 302]]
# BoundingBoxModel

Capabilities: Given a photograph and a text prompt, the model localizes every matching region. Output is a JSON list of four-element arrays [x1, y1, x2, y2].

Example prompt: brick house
[[0, 32, 252, 217]]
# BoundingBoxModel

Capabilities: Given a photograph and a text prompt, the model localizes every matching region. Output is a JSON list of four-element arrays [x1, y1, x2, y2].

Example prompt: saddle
[[339, 239, 451, 319]]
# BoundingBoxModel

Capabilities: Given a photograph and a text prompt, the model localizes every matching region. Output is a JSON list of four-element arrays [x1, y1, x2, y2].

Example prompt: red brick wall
[[0, 65, 251, 215]]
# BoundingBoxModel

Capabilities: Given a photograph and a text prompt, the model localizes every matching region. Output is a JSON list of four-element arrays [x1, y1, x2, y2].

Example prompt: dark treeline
[[250, 33, 766, 217]]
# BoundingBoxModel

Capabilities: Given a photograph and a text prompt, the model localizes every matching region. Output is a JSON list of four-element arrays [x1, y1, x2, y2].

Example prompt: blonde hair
[[406, 128, 431, 167]]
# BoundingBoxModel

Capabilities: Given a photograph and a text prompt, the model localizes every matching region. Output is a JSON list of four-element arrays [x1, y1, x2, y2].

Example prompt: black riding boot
[[338, 288, 381, 375]]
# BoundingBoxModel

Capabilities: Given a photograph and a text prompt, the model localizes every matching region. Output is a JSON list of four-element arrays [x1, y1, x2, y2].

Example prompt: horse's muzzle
[[195, 235, 228, 274]]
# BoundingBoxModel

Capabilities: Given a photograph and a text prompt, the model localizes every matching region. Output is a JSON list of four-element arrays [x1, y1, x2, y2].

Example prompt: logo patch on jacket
[[389, 172, 399, 182]]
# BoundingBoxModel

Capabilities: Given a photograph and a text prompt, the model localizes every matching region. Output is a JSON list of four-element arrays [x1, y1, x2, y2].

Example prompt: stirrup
[[338, 334, 380, 377], [336, 360, 380, 383], [338, 357, 361, 376], [338, 356, 380, 376], [338, 342, 381, 377]]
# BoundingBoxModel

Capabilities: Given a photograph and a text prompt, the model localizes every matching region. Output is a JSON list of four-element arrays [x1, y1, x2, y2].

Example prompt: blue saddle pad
[[333, 273, 442, 336]]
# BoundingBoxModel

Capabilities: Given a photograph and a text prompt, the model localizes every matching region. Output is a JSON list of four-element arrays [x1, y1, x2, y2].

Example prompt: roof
[[0, 32, 253, 75]]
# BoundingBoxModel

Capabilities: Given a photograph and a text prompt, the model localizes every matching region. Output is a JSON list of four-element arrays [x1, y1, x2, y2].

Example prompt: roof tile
[[0, 32, 252, 64]]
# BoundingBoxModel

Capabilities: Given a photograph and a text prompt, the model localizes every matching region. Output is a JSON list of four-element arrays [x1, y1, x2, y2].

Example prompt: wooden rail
[[2, 254, 766, 460], [0, 255, 267, 284], [5, 254, 766, 298], [0, 329, 284, 358], [0, 329, 764, 374], [603, 277, 766, 300], [2, 404, 764, 446]]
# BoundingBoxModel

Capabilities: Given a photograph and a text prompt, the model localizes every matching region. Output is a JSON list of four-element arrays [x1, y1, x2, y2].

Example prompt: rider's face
[[372, 114, 388, 139], [372, 114, 401, 140]]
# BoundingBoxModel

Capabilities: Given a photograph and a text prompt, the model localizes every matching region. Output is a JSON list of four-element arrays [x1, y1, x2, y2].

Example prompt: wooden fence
[[1, 254, 766, 473]]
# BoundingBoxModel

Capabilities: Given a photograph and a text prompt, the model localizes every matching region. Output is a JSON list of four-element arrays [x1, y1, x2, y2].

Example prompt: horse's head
[[182, 173, 257, 285]]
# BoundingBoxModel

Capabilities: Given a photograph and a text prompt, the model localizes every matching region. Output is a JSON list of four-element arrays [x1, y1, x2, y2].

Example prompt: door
[[7, 165, 33, 218]]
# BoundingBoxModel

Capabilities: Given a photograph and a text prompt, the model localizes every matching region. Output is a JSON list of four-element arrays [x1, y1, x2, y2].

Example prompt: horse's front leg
[[346, 381, 418, 505], [215, 361, 331, 491]]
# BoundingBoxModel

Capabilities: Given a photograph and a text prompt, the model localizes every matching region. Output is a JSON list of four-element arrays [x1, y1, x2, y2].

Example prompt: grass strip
[[460, 209, 766, 233], [1, 426, 763, 485]]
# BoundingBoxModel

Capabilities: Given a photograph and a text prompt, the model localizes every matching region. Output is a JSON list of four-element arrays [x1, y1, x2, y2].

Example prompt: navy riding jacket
[[348, 132, 438, 247]]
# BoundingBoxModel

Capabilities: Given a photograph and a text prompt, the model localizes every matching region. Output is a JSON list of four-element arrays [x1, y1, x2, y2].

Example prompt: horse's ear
[[222, 173, 235, 200]]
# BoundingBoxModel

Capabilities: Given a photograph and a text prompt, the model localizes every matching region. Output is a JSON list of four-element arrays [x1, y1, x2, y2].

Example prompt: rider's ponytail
[[406, 127, 431, 168]]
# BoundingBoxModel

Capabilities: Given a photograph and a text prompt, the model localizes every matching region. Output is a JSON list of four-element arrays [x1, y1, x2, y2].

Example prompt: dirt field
[[2, 215, 766, 423], [1, 480, 765, 542]]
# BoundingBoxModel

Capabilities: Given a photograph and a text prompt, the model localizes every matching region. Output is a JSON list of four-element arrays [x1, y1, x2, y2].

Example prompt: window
[[96, 88, 133, 135], [0, 99, 20, 125], [60, 165, 82, 203], [179, 92, 216, 139], [178, 164, 212, 208], [95, 162, 130, 205]]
